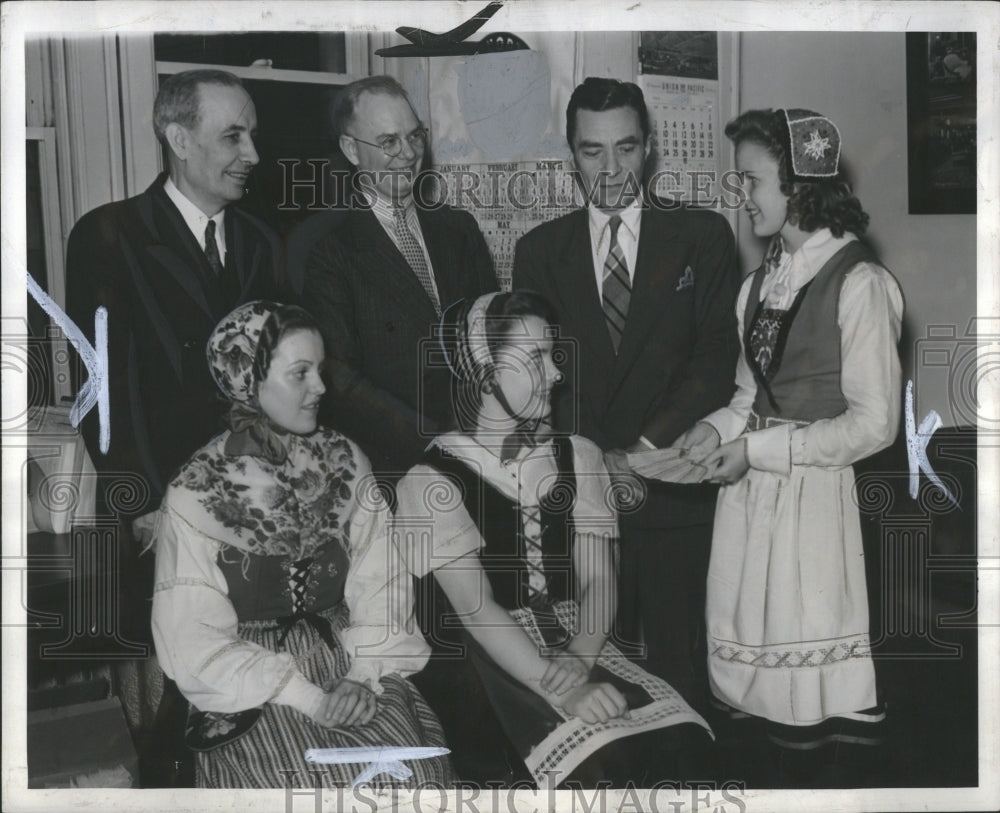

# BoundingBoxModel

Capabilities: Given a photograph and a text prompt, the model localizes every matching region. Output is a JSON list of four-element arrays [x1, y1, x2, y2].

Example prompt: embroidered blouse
[[702, 228, 904, 473], [151, 430, 429, 720], [394, 433, 619, 580]]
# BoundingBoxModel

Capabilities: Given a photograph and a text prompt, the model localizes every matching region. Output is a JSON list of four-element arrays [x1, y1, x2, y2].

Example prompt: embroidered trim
[[269, 663, 297, 702], [710, 635, 872, 669], [196, 640, 249, 673], [153, 577, 229, 599]]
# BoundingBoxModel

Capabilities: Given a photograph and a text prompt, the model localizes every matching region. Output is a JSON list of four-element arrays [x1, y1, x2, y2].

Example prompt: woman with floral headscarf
[[150, 301, 453, 788], [395, 291, 713, 789]]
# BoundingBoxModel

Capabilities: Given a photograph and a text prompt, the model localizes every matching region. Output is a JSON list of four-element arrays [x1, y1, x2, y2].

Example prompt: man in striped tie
[[303, 76, 498, 483], [512, 77, 740, 712]]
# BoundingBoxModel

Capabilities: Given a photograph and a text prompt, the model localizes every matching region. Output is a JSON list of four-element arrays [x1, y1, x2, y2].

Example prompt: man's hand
[[701, 438, 749, 485], [671, 422, 721, 462]]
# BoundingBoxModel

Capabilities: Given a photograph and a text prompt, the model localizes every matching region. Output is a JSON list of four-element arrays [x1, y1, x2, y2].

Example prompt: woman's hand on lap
[[560, 682, 628, 724], [540, 651, 590, 695], [313, 679, 377, 728]]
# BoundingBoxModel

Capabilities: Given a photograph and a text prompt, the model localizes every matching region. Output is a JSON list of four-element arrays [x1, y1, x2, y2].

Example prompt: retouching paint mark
[[905, 379, 958, 509], [25, 269, 110, 452], [305, 745, 450, 787]]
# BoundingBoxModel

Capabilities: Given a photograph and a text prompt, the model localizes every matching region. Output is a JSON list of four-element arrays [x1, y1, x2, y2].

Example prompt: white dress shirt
[[164, 177, 227, 265], [587, 196, 643, 297]]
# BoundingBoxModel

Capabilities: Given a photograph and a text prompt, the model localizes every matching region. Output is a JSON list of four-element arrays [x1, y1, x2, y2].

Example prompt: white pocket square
[[676, 266, 694, 291]]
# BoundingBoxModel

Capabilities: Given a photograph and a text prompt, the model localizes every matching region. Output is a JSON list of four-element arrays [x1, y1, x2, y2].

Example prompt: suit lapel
[[608, 207, 684, 396], [225, 208, 267, 304], [553, 211, 617, 405], [418, 207, 469, 311], [351, 208, 439, 322], [226, 209, 247, 288], [143, 180, 217, 319]]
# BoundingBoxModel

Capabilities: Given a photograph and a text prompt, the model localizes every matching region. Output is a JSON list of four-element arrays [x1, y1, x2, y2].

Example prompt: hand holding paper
[[626, 447, 710, 483], [625, 422, 721, 484]]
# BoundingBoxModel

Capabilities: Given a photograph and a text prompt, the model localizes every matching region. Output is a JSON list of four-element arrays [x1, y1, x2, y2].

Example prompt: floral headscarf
[[164, 301, 364, 560], [206, 300, 288, 463], [207, 300, 277, 401]]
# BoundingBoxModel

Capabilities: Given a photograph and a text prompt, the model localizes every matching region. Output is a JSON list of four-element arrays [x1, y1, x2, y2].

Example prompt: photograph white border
[[3, 2, 997, 811]]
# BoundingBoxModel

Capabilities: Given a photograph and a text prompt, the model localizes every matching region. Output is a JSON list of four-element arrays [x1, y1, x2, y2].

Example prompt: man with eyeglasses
[[303, 75, 498, 483]]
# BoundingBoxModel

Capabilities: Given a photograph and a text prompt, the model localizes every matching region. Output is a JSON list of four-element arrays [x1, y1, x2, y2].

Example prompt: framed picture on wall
[[906, 31, 977, 214]]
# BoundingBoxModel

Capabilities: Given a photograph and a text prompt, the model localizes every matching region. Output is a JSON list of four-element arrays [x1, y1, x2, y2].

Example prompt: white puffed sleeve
[[339, 450, 432, 691], [568, 436, 620, 538], [151, 500, 324, 719], [393, 463, 484, 580], [702, 274, 758, 444], [742, 263, 904, 473], [788, 263, 904, 466]]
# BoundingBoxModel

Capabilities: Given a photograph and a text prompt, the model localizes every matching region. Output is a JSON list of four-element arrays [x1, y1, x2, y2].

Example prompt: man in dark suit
[[512, 77, 739, 708], [303, 76, 498, 481], [66, 68, 282, 560]]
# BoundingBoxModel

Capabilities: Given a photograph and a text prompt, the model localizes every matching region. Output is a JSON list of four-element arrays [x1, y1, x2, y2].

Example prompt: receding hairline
[[344, 88, 415, 132], [333, 76, 416, 138], [153, 70, 249, 145]]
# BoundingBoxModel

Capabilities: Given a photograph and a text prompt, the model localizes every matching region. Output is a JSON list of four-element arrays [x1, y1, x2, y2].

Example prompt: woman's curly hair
[[725, 109, 869, 237]]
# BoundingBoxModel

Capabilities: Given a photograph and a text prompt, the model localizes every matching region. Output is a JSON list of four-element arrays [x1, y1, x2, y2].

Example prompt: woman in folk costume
[[395, 291, 713, 789], [150, 301, 453, 788], [672, 109, 904, 750]]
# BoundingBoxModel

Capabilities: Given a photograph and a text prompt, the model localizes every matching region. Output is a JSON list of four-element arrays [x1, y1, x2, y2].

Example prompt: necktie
[[204, 219, 224, 277], [601, 215, 631, 353], [393, 206, 441, 315]]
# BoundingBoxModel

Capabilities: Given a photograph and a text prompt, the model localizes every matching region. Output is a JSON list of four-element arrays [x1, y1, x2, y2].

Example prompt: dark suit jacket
[[302, 202, 498, 477], [512, 202, 739, 528], [66, 173, 283, 516]]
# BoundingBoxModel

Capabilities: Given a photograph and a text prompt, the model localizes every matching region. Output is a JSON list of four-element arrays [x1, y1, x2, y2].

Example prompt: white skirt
[[705, 463, 877, 726]]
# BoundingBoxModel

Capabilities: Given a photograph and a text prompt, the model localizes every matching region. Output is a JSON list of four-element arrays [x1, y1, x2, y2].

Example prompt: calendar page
[[638, 74, 721, 206], [435, 161, 584, 287]]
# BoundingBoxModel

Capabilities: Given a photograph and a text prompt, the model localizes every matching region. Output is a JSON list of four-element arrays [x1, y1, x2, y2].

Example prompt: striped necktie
[[393, 206, 441, 315], [602, 215, 631, 353]]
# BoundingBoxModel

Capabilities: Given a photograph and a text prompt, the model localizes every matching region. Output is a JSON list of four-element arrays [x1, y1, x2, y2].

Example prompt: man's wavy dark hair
[[725, 109, 869, 237], [566, 77, 651, 146]]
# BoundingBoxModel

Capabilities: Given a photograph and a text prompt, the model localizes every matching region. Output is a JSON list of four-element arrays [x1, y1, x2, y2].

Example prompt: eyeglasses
[[346, 127, 429, 158]]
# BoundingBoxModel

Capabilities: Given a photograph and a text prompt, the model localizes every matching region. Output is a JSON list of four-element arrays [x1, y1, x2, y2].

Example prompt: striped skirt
[[196, 605, 454, 789]]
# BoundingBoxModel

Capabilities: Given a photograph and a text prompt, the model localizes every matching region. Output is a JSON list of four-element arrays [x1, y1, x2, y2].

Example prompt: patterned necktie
[[204, 218, 224, 277], [393, 206, 441, 315], [601, 215, 631, 353]]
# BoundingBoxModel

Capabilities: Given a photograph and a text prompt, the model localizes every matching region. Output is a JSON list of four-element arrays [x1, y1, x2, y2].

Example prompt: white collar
[[588, 194, 643, 247], [776, 228, 857, 291], [365, 190, 415, 219], [164, 177, 226, 246], [431, 432, 557, 504]]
